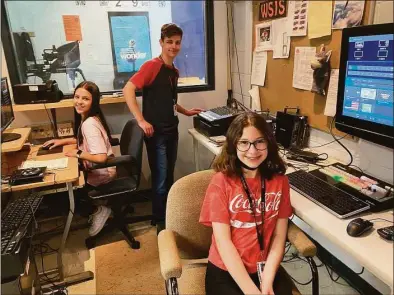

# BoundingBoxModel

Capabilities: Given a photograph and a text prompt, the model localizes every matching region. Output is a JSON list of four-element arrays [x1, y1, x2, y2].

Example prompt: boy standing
[[123, 23, 203, 232]]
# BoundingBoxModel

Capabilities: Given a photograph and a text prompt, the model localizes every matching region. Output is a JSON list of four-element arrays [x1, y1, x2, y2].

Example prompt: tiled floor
[[282, 245, 360, 295]]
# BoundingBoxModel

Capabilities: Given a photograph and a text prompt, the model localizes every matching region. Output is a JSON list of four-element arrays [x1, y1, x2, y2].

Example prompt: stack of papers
[[22, 158, 69, 170]]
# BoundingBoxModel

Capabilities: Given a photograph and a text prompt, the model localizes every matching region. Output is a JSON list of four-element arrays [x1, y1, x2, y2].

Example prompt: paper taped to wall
[[251, 51, 268, 87], [324, 69, 340, 116], [292, 47, 316, 91]]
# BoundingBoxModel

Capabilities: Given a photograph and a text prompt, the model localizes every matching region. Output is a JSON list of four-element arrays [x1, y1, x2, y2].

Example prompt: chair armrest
[[158, 230, 182, 280], [89, 155, 133, 170], [109, 138, 120, 146], [287, 221, 317, 257]]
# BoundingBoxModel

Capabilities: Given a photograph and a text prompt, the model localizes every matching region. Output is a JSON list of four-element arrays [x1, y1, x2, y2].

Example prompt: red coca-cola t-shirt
[[199, 172, 293, 274]]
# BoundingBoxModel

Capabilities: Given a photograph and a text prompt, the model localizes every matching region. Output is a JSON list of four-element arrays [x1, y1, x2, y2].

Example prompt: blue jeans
[[144, 131, 178, 222]]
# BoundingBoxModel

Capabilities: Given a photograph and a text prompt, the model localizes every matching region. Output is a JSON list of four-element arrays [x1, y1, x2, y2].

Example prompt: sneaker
[[88, 206, 111, 237]]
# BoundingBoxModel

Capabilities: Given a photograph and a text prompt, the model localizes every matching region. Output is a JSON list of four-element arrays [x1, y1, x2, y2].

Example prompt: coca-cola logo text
[[229, 192, 282, 214]]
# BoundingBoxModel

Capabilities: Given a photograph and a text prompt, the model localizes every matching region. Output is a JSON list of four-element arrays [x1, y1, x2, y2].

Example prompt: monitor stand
[[1, 133, 22, 143]]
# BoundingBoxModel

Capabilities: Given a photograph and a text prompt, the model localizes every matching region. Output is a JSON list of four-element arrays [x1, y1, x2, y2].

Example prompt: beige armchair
[[158, 170, 319, 295]]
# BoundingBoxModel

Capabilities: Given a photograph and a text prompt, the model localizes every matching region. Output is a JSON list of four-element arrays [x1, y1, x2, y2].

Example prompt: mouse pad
[[37, 146, 64, 156]]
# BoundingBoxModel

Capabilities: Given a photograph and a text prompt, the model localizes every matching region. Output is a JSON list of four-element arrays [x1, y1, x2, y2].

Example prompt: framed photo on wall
[[255, 22, 273, 51]]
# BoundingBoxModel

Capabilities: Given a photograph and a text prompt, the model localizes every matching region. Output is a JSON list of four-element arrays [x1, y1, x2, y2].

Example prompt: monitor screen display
[[108, 12, 152, 74], [343, 33, 393, 127], [1, 77, 14, 132]]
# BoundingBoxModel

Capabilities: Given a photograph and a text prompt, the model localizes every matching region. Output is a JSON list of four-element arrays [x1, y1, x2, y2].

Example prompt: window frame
[[1, 0, 215, 97]]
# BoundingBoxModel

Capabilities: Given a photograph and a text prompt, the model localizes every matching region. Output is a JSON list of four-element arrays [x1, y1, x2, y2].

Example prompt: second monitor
[[1, 77, 21, 143]]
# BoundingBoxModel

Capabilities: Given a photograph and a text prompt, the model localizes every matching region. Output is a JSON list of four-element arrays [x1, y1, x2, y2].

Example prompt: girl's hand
[[42, 139, 63, 149], [261, 284, 275, 295], [65, 149, 79, 158]]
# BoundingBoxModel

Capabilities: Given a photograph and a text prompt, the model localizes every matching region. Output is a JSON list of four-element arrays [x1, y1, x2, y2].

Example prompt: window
[[1, 0, 214, 96]]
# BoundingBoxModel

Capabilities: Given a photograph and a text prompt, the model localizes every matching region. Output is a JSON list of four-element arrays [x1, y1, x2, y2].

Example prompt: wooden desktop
[[1, 132, 92, 289]]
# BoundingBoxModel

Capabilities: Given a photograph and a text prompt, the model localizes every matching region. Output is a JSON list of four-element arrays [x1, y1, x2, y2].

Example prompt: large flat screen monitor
[[336, 24, 393, 148], [1, 77, 21, 143]]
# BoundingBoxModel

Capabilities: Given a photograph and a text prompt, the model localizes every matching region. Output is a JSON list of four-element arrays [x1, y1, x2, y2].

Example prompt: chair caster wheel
[[131, 241, 140, 249]]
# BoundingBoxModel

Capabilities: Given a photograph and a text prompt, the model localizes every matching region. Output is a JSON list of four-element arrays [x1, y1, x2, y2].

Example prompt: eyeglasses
[[236, 139, 267, 152]]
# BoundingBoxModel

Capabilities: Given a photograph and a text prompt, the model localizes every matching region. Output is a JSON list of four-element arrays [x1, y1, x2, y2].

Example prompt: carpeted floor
[[95, 226, 165, 294]]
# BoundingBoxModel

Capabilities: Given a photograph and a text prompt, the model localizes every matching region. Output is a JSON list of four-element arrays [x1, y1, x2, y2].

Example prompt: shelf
[[13, 96, 126, 112]]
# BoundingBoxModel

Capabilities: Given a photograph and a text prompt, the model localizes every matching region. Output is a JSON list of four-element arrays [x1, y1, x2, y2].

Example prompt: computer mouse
[[347, 218, 373, 237]]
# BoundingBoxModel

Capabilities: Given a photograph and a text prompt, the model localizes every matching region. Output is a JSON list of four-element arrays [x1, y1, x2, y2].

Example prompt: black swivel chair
[[84, 119, 153, 250]]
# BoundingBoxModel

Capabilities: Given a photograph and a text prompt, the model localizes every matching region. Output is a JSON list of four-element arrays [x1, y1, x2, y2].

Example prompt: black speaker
[[275, 108, 309, 149]]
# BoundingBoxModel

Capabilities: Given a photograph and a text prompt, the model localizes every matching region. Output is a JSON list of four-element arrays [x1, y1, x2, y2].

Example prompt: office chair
[[158, 170, 319, 295], [84, 119, 153, 250]]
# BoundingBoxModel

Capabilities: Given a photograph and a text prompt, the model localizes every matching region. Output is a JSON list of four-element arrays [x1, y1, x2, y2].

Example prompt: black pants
[[144, 131, 178, 223], [205, 261, 293, 295], [74, 184, 96, 217]]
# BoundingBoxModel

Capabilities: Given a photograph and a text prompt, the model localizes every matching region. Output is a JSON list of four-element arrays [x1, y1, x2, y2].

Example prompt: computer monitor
[[1, 77, 21, 143], [336, 23, 393, 149]]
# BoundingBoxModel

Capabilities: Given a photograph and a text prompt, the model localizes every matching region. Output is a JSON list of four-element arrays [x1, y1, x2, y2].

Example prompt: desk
[[1, 144, 93, 289], [1, 127, 31, 153], [188, 128, 394, 291]]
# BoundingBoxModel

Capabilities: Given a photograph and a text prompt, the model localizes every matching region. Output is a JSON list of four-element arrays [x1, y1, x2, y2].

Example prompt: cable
[[355, 267, 365, 275], [348, 165, 364, 173], [329, 117, 353, 166], [26, 191, 39, 230], [230, 4, 244, 101], [226, 2, 233, 100], [209, 155, 216, 168], [325, 263, 342, 282], [44, 104, 57, 139], [308, 134, 348, 149], [367, 218, 394, 223]]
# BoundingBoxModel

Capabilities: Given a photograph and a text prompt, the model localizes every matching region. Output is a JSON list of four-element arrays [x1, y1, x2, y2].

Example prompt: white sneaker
[[88, 206, 111, 237]]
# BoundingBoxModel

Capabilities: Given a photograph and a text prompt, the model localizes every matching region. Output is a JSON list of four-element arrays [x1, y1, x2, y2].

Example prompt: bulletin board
[[252, 1, 373, 134]]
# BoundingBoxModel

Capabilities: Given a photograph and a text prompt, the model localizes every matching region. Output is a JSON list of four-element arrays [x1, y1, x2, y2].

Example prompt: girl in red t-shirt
[[200, 112, 293, 295]]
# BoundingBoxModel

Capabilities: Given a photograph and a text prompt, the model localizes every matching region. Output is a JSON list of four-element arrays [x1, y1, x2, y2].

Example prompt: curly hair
[[213, 112, 286, 180]]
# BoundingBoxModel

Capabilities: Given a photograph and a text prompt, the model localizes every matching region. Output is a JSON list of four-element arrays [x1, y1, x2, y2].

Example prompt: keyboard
[[319, 165, 393, 202], [22, 157, 69, 170], [1, 194, 43, 255], [288, 169, 370, 218], [198, 106, 239, 122]]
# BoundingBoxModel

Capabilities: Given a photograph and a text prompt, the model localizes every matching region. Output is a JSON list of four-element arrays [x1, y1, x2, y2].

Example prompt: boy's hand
[[260, 283, 275, 295], [186, 108, 204, 116], [138, 120, 154, 137]]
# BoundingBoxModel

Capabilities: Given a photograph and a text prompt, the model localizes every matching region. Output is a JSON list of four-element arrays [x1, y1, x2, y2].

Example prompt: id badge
[[174, 104, 178, 116], [257, 261, 265, 285]]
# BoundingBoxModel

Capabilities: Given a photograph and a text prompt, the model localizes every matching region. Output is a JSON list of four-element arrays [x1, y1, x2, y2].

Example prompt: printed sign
[[259, 0, 287, 21], [63, 15, 82, 41], [109, 13, 152, 73]]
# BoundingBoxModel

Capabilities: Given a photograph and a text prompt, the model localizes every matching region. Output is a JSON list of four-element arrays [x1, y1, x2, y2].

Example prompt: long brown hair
[[213, 112, 286, 180], [73, 81, 112, 145]]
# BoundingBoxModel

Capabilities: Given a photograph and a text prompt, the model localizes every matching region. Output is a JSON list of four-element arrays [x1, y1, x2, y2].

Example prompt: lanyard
[[240, 174, 266, 252], [159, 55, 177, 104]]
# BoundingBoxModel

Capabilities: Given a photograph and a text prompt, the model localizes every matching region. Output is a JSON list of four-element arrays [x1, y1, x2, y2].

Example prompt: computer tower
[[275, 109, 309, 149]]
